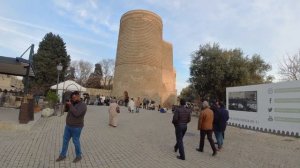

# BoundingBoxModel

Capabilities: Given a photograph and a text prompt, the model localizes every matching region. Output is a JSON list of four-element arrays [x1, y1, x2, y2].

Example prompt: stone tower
[[112, 9, 176, 107]]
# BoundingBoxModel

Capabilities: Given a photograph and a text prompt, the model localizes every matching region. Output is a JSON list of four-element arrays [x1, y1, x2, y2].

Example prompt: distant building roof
[[0, 56, 34, 77]]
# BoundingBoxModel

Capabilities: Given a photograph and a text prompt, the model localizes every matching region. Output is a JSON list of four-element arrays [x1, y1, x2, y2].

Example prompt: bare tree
[[279, 51, 300, 81], [71, 60, 93, 86], [99, 59, 115, 89]]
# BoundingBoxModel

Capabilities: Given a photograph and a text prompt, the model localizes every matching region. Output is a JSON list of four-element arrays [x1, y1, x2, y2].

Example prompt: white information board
[[226, 80, 300, 136]]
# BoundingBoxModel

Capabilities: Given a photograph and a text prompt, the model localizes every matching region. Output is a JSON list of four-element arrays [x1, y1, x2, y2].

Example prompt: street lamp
[[56, 63, 63, 96]]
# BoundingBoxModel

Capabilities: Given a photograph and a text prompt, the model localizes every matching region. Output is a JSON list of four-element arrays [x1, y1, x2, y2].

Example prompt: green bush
[[46, 91, 59, 108]]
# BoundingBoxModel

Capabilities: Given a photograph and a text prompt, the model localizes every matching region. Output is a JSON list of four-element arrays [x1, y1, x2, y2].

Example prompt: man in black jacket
[[172, 99, 191, 160], [56, 91, 87, 163]]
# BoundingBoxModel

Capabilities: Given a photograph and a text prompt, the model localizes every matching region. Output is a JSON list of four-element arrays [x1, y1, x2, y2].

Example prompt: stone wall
[[112, 10, 176, 107], [85, 88, 111, 97]]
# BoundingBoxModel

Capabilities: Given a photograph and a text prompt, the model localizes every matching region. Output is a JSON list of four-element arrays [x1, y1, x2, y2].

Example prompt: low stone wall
[[85, 88, 112, 97]]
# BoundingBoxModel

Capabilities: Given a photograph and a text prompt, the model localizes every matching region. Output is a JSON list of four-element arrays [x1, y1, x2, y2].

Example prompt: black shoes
[[176, 156, 185, 160], [196, 148, 203, 152], [55, 156, 66, 162], [73, 156, 82, 163], [174, 146, 178, 152], [196, 148, 216, 156]]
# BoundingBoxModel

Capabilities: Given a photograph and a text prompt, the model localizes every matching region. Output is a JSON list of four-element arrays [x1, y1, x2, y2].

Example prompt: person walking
[[108, 98, 120, 127], [216, 101, 229, 150], [172, 98, 191, 160], [56, 91, 87, 163], [196, 101, 217, 156], [211, 101, 222, 151]]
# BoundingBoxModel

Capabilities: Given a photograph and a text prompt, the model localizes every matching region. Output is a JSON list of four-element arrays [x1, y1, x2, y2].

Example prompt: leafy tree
[[278, 51, 300, 81], [189, 43, 272, 101], [179, 85, 198, 103], [86, 64, 103, 88], [32, 32, 70, 94]]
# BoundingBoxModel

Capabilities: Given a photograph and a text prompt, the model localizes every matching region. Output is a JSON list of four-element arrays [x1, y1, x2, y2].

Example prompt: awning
[[0, 56, 35, 77]]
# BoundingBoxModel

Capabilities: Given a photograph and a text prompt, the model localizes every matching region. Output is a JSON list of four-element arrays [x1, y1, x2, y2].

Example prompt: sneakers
[[56, 155, 82, 163], [73, 156, 82, 163], [56, 156, 66, 162]]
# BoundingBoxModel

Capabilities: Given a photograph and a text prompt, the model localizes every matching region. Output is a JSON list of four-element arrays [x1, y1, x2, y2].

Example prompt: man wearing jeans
[[215, 101, 229, 150], [172, 99, 191, 160], [56, 91, 87, 163]]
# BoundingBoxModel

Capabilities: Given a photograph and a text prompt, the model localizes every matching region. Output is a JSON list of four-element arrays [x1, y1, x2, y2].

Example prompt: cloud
[[0, 16, 115, 50], [0, 18, 43, 57], [53, 0, 119, 35], [145, 0, 184, 10]]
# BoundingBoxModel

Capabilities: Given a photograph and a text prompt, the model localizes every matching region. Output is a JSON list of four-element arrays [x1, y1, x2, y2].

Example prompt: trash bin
[[19, 96, 34, 124], [19, 102, 29, 124]]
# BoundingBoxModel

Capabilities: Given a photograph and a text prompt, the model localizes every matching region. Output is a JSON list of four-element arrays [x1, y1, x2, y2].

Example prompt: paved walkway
[[0, 106, 299, 168]]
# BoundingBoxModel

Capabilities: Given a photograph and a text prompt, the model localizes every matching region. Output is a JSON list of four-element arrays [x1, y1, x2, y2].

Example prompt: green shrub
[[46, 91, 59, 108]]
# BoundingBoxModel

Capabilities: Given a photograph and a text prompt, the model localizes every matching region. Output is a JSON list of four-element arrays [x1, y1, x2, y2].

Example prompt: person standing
[[128, 98, 135, 113], [196, 101, 217, 156], [56, 91, 87, 163], [108, 98, 120, 127], [124, 91, 129, 107], [135, 97, 141, 113], [172, 99, 191, 160], [143, 98, 147, 109]]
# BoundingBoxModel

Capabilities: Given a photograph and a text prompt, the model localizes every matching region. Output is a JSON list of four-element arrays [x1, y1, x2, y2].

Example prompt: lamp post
[[56, 63, 63, 96], [60, 66, 70, 116]]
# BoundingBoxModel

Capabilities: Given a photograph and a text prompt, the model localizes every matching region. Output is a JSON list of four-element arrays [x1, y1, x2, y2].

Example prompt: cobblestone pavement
[[0, 106, 299, 168]]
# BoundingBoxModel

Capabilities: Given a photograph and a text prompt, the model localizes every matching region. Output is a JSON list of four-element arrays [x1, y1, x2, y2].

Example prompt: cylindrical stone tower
[[112, 9, 176, 106]]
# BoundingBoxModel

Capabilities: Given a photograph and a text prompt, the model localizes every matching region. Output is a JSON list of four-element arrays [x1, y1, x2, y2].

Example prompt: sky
[[1, 0, 300, 94]]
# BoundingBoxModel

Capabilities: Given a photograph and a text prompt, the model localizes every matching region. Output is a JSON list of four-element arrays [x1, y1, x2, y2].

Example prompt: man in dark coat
[[214, 101, 229, 150], [172, 99, 191, 160]]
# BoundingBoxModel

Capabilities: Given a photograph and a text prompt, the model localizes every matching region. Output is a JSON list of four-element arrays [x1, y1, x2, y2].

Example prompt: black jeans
[[199, 130, 217, 153], [174, 124, 187, 159]]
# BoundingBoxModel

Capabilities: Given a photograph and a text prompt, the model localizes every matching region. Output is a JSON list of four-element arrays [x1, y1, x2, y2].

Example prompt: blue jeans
[[60, 125, 83, 157], [214, 131, 223, 148]]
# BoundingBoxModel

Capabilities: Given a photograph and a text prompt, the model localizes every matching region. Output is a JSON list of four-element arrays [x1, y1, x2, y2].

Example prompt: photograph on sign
[[228, 91, 257, 112]]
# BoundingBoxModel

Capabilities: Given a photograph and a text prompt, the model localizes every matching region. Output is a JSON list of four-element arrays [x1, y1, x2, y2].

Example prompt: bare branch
[[278, 51, 300, 81]]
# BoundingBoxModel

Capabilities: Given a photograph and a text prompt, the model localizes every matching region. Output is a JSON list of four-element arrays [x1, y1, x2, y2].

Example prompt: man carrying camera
[[56, 91, 87, 163]]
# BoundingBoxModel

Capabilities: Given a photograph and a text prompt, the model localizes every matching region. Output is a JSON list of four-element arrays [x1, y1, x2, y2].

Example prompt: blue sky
[[1, 0, 300, 94]]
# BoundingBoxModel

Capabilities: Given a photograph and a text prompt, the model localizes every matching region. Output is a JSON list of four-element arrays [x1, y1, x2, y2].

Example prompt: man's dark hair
[[70, 91, 80, 98], [180, 98, 186, 106], [219, 101, 225, 108]]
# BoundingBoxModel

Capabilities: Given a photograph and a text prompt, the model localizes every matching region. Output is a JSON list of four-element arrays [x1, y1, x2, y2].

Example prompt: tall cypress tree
[[31, 32, 70, 94]]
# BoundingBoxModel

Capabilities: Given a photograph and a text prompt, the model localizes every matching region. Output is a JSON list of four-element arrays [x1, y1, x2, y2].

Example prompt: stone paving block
[[0, 106, 299, 168]]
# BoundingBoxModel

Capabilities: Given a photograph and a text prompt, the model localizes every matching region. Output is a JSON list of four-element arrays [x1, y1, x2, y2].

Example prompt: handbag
[[116, 106, 120, 113]]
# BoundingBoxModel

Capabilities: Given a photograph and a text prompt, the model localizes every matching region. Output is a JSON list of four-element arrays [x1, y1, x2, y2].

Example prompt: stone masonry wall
[[112, 10, 176, 107]]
